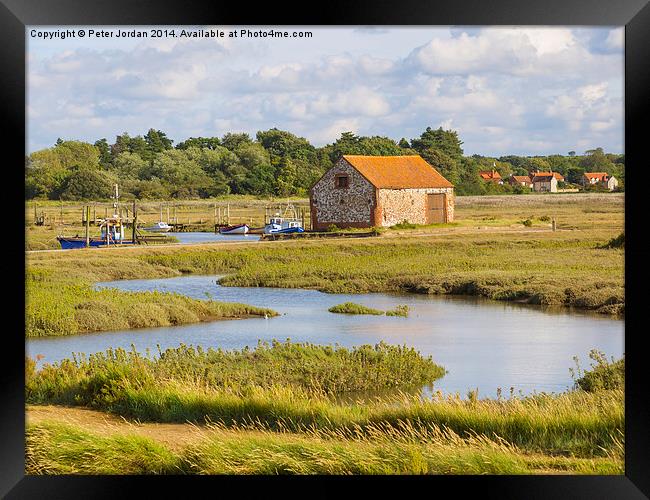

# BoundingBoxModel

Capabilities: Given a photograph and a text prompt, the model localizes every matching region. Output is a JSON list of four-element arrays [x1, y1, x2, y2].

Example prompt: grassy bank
[[26, 262, 275, 337], [26, 343, 622, 459], [137, 234, 624, 314], [26, 419, 622, 475]]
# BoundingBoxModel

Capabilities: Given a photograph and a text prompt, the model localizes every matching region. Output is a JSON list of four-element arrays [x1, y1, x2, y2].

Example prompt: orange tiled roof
[[342, 155, 453, 189], [479, 170, 502, 180], [583, 172, 609, 181], [532, 171, 564, 181], [511, 175, 532, 183]]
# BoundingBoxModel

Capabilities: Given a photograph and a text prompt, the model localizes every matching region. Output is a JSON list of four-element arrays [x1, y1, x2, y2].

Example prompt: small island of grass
[[328, 302, 385, 315], [328, 302, 409, 317]]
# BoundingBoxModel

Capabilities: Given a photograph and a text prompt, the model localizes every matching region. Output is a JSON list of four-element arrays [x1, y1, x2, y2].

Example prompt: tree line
[[25, 127, 625, 200]]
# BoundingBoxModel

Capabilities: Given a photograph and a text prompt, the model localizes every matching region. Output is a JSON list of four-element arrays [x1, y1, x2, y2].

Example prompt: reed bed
[[26, 342, 446, 400]]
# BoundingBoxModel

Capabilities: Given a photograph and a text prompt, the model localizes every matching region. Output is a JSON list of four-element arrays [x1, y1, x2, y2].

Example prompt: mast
[[113, 184, 120, 218]]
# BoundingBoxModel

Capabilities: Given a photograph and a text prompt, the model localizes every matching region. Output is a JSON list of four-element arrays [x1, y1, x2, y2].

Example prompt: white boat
[[264, 203, 305, 234], [264, 217, 304, 234], [143, 221, 172, 233], [219, 223, 250, 235]]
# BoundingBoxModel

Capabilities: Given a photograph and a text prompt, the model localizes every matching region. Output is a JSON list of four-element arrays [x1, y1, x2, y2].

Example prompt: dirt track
[[27, 405, 211, 451]]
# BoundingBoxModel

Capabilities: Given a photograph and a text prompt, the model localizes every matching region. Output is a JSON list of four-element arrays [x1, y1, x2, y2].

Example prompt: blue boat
[[57, 184, 138, 250], [57, 236, 136, 250], [58, 210, 134, 249], [263, 204, 305, 235]]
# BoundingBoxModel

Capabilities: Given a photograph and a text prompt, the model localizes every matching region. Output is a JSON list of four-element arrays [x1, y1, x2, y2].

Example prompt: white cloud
[[578, 82, 608, 103], [27, 27, 624, 155], [605, 28, 624, 50]]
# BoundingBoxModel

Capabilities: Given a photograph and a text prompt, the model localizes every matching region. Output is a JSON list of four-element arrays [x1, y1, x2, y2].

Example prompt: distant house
[[531, 171, 564, 192], [309, 155, 454, 230], [479, 169, 503, 185], [508, 175, 533, 188], [582, 172, 618, 191]]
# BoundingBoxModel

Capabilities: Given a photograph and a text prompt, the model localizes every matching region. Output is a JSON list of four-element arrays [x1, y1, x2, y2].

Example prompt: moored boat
[[143, 221, 172, 232], [219, 223, 250, 235], [57, 184, 136, 249], [57, 236, 136, 249], [263, 204, 304, 234], [57, 215, 133, 249]]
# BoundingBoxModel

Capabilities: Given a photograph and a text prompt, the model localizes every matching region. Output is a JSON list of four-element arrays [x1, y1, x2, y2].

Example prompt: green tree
[[411, 127, 464, 161], [221, 132, 253, 151], [580, 147, 614, 172], [325, 132, 408, 163], [25, 141, 101, 199], [275, 157, 299, 196], [144, 129, 173, 157], [94, 139, 112, 168], [176, 137, 222, 150], [59, 167, 117, 200], [112, 151, 148, 180], [256, 128, 316, 162]]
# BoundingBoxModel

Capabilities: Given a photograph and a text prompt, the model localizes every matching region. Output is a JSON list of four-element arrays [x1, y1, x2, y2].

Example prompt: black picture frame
[[2, 1, 648, 497]]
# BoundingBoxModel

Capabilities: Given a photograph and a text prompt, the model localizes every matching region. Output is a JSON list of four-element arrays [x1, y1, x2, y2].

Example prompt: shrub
[[572, 350, 624, 392], [598, 232, 624, 249]]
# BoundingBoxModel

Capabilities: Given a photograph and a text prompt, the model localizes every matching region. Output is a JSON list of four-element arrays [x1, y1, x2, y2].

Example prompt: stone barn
[[309, 155, 454, 230]]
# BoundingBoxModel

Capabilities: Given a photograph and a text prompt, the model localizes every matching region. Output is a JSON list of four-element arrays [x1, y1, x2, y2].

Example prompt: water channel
[[27, 275, 624, 397]]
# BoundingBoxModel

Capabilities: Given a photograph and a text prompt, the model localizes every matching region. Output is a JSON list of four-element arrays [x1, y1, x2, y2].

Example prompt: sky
[[26, 26, 624, 156]]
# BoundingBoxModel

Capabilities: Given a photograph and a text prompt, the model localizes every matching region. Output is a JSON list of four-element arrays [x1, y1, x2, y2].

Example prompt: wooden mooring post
[[552, 217, 556, 231], [132, 200, 137, 244], [85, 206, 90, 248]]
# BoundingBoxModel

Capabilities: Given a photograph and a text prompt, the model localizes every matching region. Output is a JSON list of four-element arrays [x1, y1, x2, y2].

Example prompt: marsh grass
[[26, 193, 624, 337], [26, 341, 446, 401], [25, 419, 622, 475], [328, 303, 409, 317], [25, 257, 276, 337], [26, 421, 182, 475], [25, 344, 623, 458], [386, 305, 409, 317], [328, 302, 385, 315]]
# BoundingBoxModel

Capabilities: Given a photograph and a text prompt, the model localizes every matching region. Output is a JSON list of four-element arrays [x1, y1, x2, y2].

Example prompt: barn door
[[426, 194, 447, 223]]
